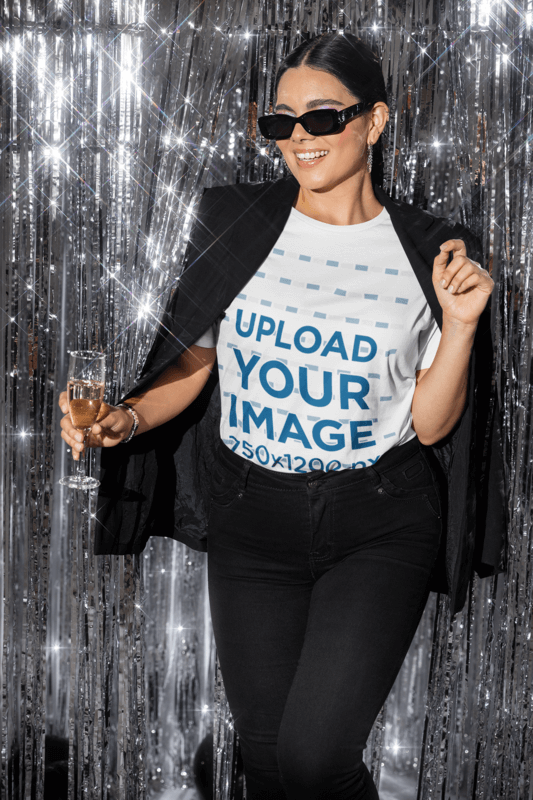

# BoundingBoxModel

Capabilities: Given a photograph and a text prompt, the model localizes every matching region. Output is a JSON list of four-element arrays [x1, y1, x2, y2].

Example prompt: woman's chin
[[291, 172, 350, 194], [290, 164, 366, 192], [288, 164, 336, 189]]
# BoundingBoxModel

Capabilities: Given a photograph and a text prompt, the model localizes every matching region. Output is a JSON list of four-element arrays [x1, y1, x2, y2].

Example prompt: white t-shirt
[[195, 206, 441, 473]]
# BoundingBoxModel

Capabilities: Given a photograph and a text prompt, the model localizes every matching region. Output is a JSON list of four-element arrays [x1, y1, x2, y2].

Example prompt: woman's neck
[[293, 171, 383, 226]]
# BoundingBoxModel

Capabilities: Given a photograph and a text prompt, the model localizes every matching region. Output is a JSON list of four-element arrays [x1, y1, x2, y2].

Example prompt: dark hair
[[273, 33, 388, 187]]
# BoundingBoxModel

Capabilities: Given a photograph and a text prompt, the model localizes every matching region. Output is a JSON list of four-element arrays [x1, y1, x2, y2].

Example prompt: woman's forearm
[[125, 345, 217, 436], [411, 314, 477, 445]]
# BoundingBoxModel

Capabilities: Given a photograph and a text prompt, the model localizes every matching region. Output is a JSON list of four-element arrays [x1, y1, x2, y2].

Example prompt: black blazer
[[95, 174, 507, 616]]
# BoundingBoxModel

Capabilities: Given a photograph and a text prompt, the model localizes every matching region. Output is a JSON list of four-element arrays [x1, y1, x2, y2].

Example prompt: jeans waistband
[[216, 436, 423, 491]]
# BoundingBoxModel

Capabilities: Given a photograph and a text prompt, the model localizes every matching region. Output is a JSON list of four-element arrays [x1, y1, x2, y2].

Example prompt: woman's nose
[[291, 122, 316, 141]]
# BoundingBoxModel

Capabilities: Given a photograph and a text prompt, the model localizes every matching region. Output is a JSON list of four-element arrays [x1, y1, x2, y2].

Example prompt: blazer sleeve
[[460, 224, 508, 579], [94, 185, 225, 555]]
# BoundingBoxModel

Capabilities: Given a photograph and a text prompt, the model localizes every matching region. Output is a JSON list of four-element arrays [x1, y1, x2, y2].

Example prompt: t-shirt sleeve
[[192, 323, 217, 348], [416, 317, 441, 370]]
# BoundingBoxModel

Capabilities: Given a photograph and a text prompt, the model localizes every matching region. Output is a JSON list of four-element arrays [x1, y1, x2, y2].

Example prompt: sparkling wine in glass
[[59, 350, 106, 490]]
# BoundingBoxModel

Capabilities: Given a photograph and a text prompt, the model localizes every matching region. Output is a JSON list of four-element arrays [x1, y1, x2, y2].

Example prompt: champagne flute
[[59, 351, 106, 490]]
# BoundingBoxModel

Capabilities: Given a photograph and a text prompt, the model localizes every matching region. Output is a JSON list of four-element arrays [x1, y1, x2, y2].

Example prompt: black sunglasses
[[257, 101, 373, 141]]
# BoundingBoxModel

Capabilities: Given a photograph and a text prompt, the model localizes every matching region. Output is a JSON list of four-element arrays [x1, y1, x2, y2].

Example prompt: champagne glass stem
[[75, 430, 89, 480]]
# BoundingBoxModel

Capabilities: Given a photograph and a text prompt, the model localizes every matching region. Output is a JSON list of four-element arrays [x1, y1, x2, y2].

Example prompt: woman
[[60, 33, 505, 800]]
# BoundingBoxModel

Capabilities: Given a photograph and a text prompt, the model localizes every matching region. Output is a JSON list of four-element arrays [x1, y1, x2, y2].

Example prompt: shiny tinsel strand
[[0, 1, 530, 799]]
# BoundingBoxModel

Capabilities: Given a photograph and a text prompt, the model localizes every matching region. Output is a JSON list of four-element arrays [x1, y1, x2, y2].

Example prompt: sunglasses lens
[[259, 115, 294, 140], [304, 110, 337, 134]]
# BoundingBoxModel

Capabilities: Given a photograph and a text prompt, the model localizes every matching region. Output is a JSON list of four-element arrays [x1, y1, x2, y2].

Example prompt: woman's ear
[[368, 102, 389, 144]]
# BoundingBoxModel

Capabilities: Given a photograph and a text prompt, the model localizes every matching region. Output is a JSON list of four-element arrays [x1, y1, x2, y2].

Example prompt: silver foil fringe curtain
[[0, 0, 531, 798]]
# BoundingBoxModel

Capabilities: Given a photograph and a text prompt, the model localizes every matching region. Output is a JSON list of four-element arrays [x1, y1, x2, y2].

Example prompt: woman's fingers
[[58, 391, 69, 415], [433, 240, 492, 293], [438, 238, 467, 258], [90, 405, 134, 445], [59, 400, 133, 460], [442, 262, 477, 293], [452, 270, 491, 295], [58, 392, 82, 458], [60, 415, 85, 460], [60, 413, 82, 443], [432, 239, 494, 325], [433, 239, 467, 277], [440, 260, 492, 295], [439, 257, 470, 290]]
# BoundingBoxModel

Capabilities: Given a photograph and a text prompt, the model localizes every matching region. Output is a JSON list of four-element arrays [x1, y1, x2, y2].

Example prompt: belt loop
[[238, 460, 252, 495], [366, 464, 382, 487]]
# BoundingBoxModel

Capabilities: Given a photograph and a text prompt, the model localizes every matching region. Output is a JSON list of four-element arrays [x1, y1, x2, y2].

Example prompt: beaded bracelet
[[117, 403, 139, 444]]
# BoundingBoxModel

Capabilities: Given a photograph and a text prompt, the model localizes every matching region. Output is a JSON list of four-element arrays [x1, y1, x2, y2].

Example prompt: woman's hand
[[59, 346, 217, 459], [59, 393, 134, 460], [433, 240, 494, 327]]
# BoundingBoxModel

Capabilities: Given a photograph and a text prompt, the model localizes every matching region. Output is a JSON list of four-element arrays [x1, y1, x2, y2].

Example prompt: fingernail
[[440, 279, 446, 287], [76, 434, 83, 442], [448, 285, 454, 293]]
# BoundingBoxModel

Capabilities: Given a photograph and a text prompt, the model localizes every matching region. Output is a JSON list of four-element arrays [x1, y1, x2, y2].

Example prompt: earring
[[367, 143, 373, 173]]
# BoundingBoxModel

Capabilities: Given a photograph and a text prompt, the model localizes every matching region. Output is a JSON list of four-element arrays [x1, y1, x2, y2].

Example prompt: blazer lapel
[[219, 175, 300, 307]]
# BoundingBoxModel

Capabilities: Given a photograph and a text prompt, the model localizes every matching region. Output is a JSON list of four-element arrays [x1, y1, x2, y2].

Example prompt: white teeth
[[296, 151, 328, 161]]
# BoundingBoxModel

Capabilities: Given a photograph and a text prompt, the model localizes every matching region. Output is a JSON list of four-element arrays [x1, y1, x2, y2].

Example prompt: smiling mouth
[[295, 151, 329, 165]]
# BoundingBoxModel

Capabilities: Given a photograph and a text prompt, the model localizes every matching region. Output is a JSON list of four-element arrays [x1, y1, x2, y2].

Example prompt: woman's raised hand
[[59, 393, 134, 460], [433, 239, 494, 327]]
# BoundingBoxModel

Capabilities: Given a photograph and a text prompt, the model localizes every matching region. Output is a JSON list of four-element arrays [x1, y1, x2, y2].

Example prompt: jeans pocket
[[209, 459, 244, 507], [375, 452, 442, 519], [420, 484, 442, 519]]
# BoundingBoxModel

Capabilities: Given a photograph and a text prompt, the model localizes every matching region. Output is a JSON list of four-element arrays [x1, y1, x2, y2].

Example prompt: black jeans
[[207, 436, 442, 800]]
